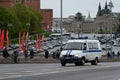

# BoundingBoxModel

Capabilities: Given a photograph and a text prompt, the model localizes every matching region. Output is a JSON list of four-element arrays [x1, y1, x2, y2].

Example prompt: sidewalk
[[0, 54, 120, 64]]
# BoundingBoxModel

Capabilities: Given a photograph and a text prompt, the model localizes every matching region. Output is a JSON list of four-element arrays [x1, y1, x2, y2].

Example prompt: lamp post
[[55, 21, 58, 32], [26, 23, 30, 33], [60, 0, 63, 49], [7, 23, 12, 40], [108, 0, 114, 54]]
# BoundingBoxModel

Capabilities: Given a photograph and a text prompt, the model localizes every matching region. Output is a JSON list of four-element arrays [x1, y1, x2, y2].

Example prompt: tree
[[0, 5, 10, 29], [11, 3, 43, 35], [27, 7, 42, 35], [0, 3, 43, 39], [116, 18, 120, 33], [75, 12, 84, 21]]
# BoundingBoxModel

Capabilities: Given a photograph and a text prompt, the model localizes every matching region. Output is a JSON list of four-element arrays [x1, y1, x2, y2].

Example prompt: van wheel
[[80, 58, 85, 66], [61, 62, 66, 66], [91, 58, 98, 65]]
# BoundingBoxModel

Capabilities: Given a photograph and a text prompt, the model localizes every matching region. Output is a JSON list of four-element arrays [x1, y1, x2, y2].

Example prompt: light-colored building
[[52, 2, 120, 34]]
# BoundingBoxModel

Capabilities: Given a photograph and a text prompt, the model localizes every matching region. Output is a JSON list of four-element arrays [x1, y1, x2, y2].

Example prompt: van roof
[[67, 39, 99, 43]]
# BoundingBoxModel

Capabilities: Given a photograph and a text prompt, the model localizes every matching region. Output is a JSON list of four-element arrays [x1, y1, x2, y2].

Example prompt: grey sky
[[41, 0, 120, 18]]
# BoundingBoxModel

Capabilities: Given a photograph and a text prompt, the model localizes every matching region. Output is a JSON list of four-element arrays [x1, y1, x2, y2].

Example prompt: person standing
[[30, 48, 34, 59], [117, 51, 120, 58], [2, 47, 9, 59], [45, 50, 49, 59], [56, 49, 60, 59], [23, 48, 28, 59], [13, 50, 18, 63]]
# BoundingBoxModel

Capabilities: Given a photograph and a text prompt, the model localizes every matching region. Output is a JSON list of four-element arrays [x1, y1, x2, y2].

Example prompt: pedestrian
[[112, 51, 115, 59], [23, 48, 28, 59], [45, 50, 49, 59], [52, 52, 56, 59], [30, 48, 34, 59], [117, 51, 120, 58], [56, 49, 60, 59], [60, 47, 62, 52], [107, 51, 111, 59], [2, 47, 9, 59], [13, 50, 18, 63]]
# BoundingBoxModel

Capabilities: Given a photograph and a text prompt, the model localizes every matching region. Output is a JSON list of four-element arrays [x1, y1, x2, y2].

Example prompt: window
[[64, 42, 84, 50], [88, 43, 99, 50], [93, 43, 99, 50], [88, 43, 93, 50]]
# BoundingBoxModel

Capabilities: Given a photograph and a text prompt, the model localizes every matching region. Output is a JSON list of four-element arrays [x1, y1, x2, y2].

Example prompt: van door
[[87, 43, 94, 60]]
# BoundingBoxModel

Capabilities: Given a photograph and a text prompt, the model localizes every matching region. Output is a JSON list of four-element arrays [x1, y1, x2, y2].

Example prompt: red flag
[[21, 32, 25, 50], [18, 32, 21, 50], [6, 30, 9, 49], [26, 32, 29, 47], [38, 35, 40, 52], [0, 29, 1, 50], [42, 34, 44, 49], [36, 34, 39, 52], [0, 30, 4, 49]]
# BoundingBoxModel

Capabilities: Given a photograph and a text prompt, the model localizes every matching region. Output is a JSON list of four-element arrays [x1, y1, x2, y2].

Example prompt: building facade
[[52, 2, 120, 34]]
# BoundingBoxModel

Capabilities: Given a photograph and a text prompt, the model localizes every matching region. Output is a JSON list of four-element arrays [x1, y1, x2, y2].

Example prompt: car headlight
[[60, 55, 63, 58], [74, 54, 79, 58]]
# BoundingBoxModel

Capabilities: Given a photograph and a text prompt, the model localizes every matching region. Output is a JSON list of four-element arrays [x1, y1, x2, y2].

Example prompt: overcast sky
[[41, 0, 120, 18]]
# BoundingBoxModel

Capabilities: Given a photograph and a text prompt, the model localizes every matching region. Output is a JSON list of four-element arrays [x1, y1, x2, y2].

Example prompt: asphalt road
[[0, 62, 120, 80]]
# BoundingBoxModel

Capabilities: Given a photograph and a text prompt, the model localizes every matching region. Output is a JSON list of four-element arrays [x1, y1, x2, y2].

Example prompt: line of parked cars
[[0, 37, 68, 54]]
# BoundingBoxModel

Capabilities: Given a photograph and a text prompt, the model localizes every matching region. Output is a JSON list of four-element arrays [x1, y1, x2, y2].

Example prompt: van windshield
[[63, 42, 84, 50]]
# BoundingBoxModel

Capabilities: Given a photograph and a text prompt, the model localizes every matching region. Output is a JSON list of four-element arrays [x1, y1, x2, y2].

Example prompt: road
[[0, 62, 120, 80]]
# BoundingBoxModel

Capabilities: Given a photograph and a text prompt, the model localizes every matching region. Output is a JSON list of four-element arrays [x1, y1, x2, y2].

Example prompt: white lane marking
[[0, 65, 118, 79], [21, 71, 33, 73], [4, 73, 20, 75]]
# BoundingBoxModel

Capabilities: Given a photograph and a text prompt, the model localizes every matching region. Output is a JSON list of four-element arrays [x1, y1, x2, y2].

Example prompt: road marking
[[0, 65, 119, 79], [4, 72, 20, 75], [21, 71, 33, 73]]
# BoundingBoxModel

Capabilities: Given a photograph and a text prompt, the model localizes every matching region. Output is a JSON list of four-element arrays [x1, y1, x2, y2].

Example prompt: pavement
[[0, 53, 120, 64]]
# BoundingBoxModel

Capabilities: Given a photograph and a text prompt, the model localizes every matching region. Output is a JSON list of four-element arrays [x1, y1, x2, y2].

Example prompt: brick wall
[[24, 0, 40, 10], [0, 0, 14, 7], [40, 9, 53, 31]]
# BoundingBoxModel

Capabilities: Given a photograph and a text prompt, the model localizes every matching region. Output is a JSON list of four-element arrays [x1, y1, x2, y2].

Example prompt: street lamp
[[55, 21, 58, 32], [7, 23, 12, 40], [108, 0, 114, 54], [60, 0, 63, 49], [26, 23, 30, 32]]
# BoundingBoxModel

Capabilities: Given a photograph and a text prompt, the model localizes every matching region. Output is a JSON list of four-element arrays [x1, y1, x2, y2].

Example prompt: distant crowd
[[1, 47, 62, 64], [107, 51, 120, 59]]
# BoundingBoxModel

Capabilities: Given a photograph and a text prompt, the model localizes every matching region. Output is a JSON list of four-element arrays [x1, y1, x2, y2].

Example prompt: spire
[[97, 2, 102, 16], [105, 1, 108, 9], [88, 12, 91, 18], [98, 2, 101, 10]]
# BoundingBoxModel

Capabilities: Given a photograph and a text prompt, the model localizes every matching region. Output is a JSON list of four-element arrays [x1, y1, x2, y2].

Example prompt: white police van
[[60, 39, 102, 66]]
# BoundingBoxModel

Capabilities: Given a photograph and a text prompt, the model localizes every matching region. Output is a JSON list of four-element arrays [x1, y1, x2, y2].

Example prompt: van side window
[[93, 43, 99, 50], [88, 43, 99, 50], [88, 43, 93, 50]]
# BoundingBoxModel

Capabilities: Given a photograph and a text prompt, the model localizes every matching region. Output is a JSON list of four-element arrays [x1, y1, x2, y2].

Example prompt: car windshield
[[63, 42, 84, 50]]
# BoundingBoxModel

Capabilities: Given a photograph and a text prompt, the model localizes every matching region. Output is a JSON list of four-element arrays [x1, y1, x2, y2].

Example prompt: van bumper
[[60, 57, 81, 63]]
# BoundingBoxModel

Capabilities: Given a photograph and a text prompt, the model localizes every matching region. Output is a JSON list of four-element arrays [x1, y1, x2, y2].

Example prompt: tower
[[97, 2, 102, 16], [104, 1, 110, 14]]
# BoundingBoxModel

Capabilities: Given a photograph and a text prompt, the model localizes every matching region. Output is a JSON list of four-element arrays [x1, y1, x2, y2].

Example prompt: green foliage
[[0, 3, 43, 39], [75, 12, 84, 21], [0, 5, 10, 29], [117, 18, 120, 33]]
